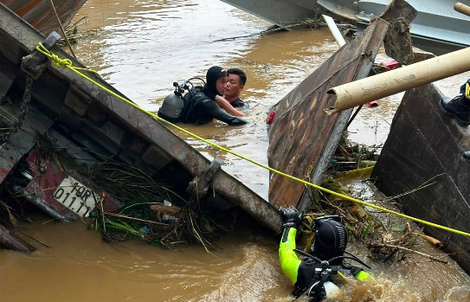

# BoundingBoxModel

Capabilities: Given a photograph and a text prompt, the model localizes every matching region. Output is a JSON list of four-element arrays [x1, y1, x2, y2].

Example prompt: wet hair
[[204, 66, 226, 100], [227, 68, 247, 86], [310, 220, 348, 261]]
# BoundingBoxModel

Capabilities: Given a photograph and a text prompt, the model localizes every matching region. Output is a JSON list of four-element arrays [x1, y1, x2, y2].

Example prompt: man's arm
[[197, 100, 248, 125], [279, 227, 302, 284], [215, 95, 245, 117]]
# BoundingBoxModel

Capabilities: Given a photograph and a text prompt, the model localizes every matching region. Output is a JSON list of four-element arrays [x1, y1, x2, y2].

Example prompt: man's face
[[224, 74, 244, 99], [216, 75, 227, 95]]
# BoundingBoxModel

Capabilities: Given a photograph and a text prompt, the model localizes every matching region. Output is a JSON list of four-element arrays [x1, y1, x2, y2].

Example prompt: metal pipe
[[327, 46, 470, 113], [323, 15, 346, 47], [454, 2, 470, 17]]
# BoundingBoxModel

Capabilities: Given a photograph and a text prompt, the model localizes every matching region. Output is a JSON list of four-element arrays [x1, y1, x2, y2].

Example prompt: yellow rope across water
[[35, 42, 470, 238]]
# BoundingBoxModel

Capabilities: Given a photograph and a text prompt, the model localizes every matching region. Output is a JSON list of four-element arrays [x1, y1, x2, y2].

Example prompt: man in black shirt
[[224, 68, 249, 110]]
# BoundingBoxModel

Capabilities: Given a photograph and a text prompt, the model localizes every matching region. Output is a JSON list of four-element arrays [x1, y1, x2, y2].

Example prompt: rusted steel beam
[[373, 83, 470, 274], [267, 18, 389, 211], [0, 224, 35, 253]]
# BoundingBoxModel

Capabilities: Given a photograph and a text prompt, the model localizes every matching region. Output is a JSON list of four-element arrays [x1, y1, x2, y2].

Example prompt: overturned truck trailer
[[0, 3, 282, 248]]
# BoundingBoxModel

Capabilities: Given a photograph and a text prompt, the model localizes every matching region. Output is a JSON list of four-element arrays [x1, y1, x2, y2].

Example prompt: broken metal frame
[[0, 4, 282, 233]]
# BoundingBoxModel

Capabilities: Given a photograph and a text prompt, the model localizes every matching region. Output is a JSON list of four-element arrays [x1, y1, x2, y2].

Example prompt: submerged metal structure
[[373, 83, 470, 274], [220, 0, 470, 54], [0, 3, 282, 238]]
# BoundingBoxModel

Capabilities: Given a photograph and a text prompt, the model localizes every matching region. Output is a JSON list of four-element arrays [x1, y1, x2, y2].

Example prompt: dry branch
[[368, 243, 448, 264]]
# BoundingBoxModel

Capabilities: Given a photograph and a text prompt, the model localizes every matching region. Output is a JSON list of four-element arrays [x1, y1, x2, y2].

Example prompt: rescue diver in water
[[158, 66, 248, 126], [279, 207, 372, 301]]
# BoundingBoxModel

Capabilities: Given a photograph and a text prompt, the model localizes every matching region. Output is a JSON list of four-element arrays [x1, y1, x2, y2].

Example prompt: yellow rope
[[35, 43, 470, 238]]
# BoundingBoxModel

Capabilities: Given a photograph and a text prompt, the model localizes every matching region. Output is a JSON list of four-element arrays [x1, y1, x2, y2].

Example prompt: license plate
[[52, 176, 100, 217]]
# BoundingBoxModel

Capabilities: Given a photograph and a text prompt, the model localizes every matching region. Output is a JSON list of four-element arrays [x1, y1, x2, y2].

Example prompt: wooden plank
[[373, 83, 470, 274], [267, 19, 389, 210]]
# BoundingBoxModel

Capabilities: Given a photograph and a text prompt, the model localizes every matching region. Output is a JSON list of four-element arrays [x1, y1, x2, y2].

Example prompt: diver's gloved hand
[[280, 207, 303, 228]]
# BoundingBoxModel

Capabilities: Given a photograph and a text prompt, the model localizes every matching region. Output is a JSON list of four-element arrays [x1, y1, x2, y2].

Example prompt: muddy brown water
[[2, 0, 470, 301]]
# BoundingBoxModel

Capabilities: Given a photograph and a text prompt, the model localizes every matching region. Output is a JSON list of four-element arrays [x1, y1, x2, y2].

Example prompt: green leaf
[[391, 224, 407, 232]]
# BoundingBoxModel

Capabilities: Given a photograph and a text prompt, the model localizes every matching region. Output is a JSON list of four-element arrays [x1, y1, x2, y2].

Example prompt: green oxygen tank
[[158, 82, 186, 123]]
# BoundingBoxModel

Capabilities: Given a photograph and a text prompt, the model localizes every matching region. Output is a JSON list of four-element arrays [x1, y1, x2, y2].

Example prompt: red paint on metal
[[25, 151, 121, 219]]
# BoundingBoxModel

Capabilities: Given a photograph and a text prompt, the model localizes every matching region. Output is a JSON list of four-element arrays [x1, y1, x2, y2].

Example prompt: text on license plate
[[52, 176, 100, 217]]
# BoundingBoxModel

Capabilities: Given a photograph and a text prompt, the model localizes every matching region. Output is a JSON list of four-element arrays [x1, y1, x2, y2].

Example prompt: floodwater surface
[[1, 0, 470, 301]]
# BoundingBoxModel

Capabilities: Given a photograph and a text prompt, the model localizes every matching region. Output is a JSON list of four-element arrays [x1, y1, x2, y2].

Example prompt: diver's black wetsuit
[[184, 87, 247, 126]]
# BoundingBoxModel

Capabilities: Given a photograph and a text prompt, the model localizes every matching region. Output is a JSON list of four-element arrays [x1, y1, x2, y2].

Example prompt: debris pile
[[1, 133, 235, 251], [303, 138, 447, 264]]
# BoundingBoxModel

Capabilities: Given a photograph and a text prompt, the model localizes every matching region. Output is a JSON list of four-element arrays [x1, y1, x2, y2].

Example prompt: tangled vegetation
[[1, 133, 235, 251], [302, 135, 447, 264]]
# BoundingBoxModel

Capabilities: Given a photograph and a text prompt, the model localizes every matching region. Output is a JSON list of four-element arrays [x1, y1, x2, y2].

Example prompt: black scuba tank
[[158, 82, 187, 123], [158, 78, 205, 123]]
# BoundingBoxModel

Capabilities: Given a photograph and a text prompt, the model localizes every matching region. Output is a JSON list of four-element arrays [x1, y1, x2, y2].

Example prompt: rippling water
[[1, 0, 470, 301]]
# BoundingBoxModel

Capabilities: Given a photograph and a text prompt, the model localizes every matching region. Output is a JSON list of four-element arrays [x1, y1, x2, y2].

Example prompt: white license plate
[[52, 176, 100, 217]]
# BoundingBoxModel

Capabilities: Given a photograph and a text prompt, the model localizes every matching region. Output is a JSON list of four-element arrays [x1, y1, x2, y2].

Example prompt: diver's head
[[205, 66, 227, 99], [310, 216, 348, 261]]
